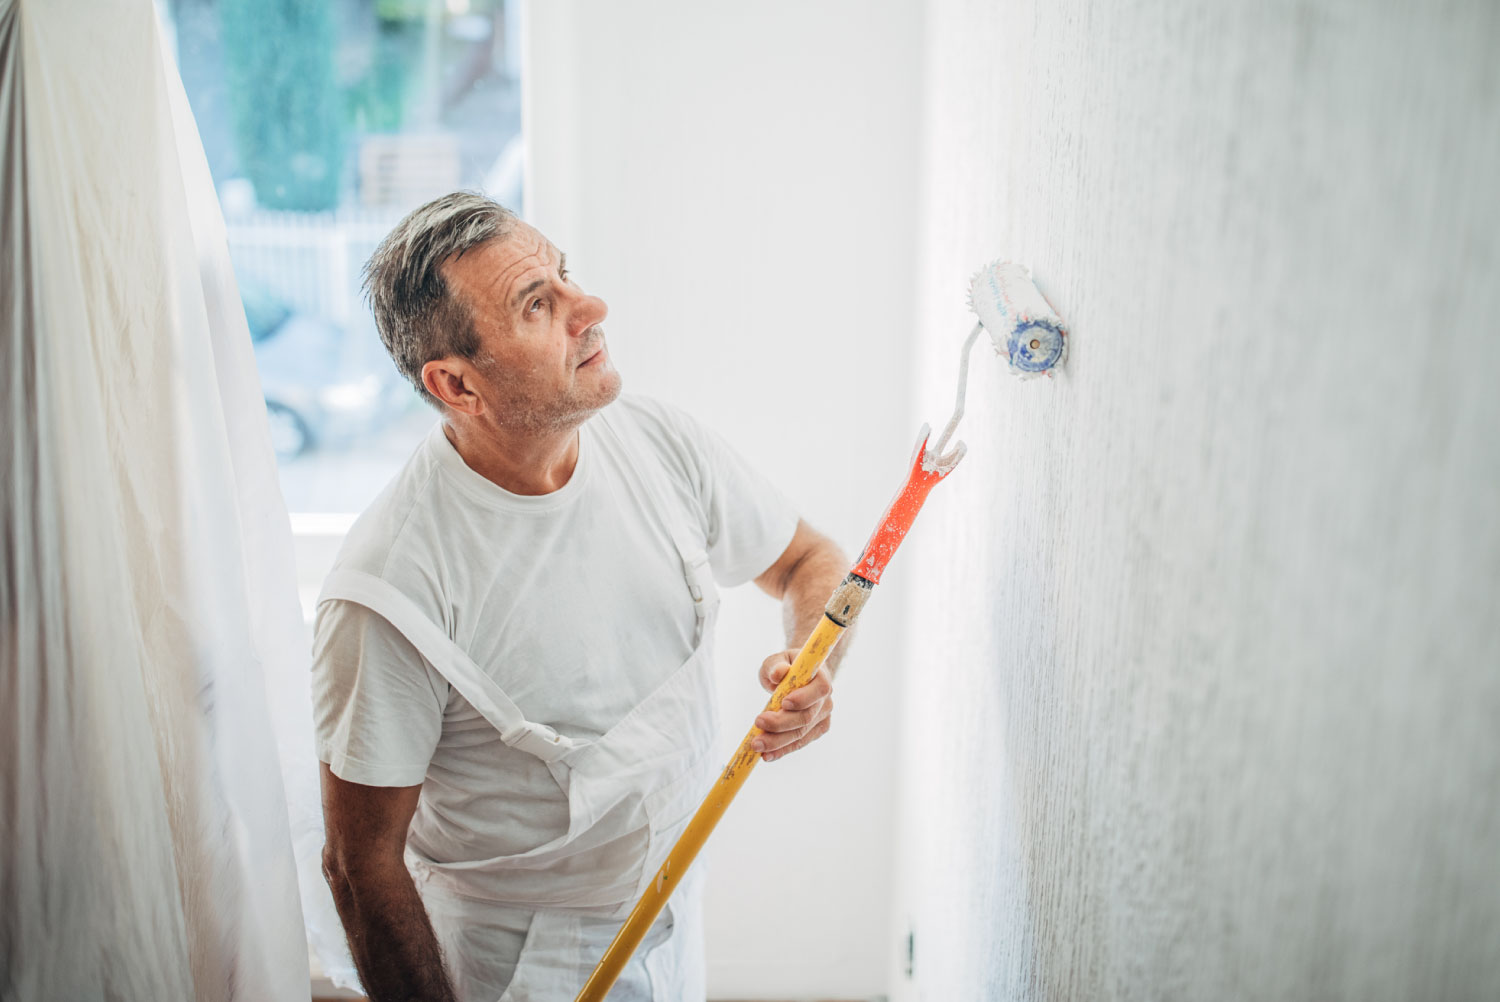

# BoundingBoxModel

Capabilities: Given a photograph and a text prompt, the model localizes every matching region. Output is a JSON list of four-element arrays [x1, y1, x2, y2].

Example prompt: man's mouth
[[577, 330, 606, 367]]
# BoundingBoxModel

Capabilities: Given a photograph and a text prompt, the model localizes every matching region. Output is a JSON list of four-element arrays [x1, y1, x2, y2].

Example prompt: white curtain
[[1, 1, 334, 997]]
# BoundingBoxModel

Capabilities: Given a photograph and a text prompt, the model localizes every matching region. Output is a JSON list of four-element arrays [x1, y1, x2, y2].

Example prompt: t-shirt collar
[[426, 419, 594, 512]]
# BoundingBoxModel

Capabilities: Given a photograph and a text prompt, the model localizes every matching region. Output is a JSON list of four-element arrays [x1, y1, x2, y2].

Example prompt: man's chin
[[570, 367, 622, 417], [548, 366, 621, 429], [594, 368, 624, 408]]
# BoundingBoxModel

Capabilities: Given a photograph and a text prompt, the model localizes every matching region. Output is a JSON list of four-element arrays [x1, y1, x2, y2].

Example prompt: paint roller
[[574, 261, 1068, 1001]]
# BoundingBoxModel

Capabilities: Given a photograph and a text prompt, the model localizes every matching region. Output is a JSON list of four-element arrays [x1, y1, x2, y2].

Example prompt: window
[[168, 0, 522, 513]]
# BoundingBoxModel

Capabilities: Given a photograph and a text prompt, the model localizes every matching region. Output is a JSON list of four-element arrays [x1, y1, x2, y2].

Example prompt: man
[[313, 192, 851, 1002]]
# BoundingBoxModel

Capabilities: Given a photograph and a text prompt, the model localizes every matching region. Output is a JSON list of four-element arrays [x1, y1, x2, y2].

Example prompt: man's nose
[[569, 290, 608, 337]]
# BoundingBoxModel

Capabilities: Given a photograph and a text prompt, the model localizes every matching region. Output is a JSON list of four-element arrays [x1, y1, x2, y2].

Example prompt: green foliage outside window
[[344, 15, 422, 134], [219, 0, 345, 211]]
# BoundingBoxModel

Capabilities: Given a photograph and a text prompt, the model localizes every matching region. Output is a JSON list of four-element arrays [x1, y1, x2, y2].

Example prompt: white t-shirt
[[311, 395, 798, 871]]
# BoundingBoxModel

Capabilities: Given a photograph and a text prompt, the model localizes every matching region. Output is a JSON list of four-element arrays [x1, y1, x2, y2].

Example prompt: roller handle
[[850, 428, 959, 583]]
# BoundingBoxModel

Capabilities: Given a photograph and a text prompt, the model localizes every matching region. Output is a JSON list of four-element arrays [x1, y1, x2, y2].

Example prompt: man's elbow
[[322, 842, 354, 899], [758, 521, 846, 597], [791, 528, 847, 585], [324, 838, 411, 890], [814, 532, 848, 568]]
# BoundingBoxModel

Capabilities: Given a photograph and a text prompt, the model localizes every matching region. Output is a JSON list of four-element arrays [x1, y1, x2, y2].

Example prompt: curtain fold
[[2, 1, 317, 997]]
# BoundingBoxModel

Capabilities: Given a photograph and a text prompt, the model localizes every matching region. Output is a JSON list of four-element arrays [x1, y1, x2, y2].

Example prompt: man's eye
[[559, 270, 570, 283], [528, 298, 544, 314]]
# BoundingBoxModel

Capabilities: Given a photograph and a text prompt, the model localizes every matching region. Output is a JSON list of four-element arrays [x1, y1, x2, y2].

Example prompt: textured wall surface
[[893, 2, 1500, 999]]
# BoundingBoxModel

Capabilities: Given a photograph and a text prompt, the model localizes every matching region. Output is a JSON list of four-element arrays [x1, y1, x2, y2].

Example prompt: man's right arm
[[320, 763, 456, 1002]]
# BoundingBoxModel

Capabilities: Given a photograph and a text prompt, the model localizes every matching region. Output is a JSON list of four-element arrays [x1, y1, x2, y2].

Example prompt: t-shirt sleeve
[[311, 597, 449, 787], [659, 404, 800, 587]]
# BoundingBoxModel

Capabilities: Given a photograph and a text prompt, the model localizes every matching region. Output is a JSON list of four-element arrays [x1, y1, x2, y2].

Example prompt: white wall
[[893, 1, 1500, 998], [526, 2, 924, 997]]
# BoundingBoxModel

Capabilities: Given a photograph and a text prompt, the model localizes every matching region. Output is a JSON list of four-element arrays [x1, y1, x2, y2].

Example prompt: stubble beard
[[490, 326, 623, 435]]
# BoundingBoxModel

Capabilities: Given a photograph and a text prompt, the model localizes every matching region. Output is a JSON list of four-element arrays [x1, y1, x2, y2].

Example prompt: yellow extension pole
[[573, 612, 849, 1001]]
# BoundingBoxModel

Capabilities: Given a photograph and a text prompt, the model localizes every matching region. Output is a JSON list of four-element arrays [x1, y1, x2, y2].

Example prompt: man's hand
[[752, 648, 834, 762], [750, 520, 849, 762]]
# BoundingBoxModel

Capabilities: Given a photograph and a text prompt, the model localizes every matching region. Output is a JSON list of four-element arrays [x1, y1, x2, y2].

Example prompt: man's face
[[441, 223, 620, 432]]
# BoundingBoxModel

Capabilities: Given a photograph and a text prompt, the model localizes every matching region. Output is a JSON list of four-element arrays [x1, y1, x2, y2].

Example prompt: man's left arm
[[750, 518, 850, 762]]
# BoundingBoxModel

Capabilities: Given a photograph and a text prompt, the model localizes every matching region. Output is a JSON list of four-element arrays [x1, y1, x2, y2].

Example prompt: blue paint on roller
[[1008, 318, 1067, 373]]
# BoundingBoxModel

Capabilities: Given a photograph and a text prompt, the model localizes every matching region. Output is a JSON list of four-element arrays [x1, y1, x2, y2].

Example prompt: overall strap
[[593, 408, 714, 638], [319, 569, 578, 763]]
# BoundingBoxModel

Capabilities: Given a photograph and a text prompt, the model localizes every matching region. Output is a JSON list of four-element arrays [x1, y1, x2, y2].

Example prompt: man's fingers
[[759, 716, 833, 762], [754, 699, 825, 737], [758, 650, 795, 692], [779, 666, 832, 712], [753, 693, 833, 751]]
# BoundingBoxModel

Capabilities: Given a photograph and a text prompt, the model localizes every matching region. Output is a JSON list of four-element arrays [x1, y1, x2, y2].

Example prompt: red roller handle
[[850, 430, 959, 583]]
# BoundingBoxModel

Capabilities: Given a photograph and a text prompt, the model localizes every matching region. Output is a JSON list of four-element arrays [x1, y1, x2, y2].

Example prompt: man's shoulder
[[329, 424, 449, 578], [603, 393, 712, 462]]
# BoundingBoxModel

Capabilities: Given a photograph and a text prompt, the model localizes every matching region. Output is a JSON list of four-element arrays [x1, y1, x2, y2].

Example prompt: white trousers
[[420, 872, 703, 1002]]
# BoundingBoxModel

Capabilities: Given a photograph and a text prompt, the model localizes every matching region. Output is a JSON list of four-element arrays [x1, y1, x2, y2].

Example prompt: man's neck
[[442, 416, 582, 496]]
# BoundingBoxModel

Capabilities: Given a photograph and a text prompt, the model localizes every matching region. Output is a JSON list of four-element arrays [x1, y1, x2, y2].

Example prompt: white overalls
[[318, 412, 722, 1000]]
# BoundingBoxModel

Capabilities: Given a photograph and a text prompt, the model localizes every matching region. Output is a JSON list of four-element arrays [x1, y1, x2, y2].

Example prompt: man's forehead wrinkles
[[498, 241, 563, 306], [494, 246, 547, 300]]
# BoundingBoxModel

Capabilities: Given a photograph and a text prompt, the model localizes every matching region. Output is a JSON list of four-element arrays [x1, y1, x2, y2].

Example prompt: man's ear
[[422, 358, 483, 416]]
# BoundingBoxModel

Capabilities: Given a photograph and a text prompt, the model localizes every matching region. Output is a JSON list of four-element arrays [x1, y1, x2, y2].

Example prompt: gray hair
[[362, 191, 519, 407]]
